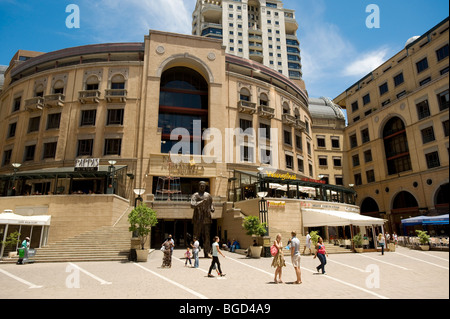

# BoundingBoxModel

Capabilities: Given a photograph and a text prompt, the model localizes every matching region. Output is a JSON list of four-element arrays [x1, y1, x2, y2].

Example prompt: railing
[[282, 114, 297, 126], [257, 105, 275, 119], [44, 94, 65, 107], [79, 90, 101, 104], [25, 97, 44, 111], [238, 100, 256, 114], [105, 89, 127, 102]]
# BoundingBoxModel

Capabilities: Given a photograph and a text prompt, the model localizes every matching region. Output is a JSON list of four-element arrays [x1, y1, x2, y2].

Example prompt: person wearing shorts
[[290, 231, 302, 284]]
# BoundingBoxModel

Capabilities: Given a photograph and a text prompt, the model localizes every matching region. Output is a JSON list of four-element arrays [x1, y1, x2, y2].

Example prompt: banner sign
[[75, 158, 100, 171]]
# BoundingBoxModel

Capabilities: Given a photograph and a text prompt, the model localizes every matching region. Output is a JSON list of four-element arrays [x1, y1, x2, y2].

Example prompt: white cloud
[[343, 48, 390, 77]]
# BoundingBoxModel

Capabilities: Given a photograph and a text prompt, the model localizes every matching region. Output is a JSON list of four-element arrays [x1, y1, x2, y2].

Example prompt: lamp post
[[107, 160, 117, 194], [133, 188, 146, 207], [8, 163, 21, 196]]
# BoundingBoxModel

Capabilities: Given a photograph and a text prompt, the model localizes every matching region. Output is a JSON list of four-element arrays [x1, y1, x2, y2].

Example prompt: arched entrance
[[361, 197, 380, 217], [435, 183, 449, 214], [391, 191, 419, 235]]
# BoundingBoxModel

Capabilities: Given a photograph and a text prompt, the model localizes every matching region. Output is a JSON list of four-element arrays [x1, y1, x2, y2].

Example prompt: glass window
[[28, 116, 40, 133], [104, 139, 122, 156], [416, 58, 428, 73], [416, 100, 430, 120], [437, 90, 449, 111], [47, 113, 61, 130], [426, 151, 440, 169], [394, 73, 404, 87], [43, 142, 57, 159], [77, 139, 94, 157], [80, 110, 96, 126], [107, 109, 124, 126]]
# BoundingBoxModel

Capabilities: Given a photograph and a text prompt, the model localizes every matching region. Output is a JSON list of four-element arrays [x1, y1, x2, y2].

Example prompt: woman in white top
[[378, 233, 386, 255]]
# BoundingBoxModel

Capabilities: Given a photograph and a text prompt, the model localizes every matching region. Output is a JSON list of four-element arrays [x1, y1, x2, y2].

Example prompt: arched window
[[86, 75, 100, 91], [240, 88, 251, 102], [260, 93, 269, 106], [435, 183, 449, 213], [361, 197, 380, 215], [282, 102, 290, 114], [383, 117, 411, 175], [53, 80, 65, 94], [111, 74, 125, 90], [158, 67, 208, 154], [35, 84, 44, 97]]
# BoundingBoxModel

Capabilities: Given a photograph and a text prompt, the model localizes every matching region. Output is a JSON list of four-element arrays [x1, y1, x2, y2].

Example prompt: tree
[[128, 203, 158, 250], [242, 216, 267, 237]]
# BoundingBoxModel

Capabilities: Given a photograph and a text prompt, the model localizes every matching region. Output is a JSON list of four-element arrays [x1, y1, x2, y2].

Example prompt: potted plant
[[352, 233, 364, 253], [309, 230, 320, 254], [242, 216, 267, 258], [416, 230, 430, 251], [128, 203, 158, 262], [1, 231, 21, 258]]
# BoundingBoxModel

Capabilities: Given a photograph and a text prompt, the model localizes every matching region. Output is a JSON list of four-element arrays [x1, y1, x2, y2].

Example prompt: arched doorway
[[361, 197, 380, 217], [383, 117, 412, 175], [391, 191, 419, 235], [435, 183, 449, 214]]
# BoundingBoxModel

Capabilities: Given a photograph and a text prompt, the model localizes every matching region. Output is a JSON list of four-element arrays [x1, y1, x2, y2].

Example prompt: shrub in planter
[[416, 230, 430, 250], [128, 203, 158, 251], [242, 216, 267, 258], [352, 233, 364, 253]]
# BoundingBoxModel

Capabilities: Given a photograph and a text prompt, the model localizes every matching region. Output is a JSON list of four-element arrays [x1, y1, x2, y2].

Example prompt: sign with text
[[75, 158, 99, 171]]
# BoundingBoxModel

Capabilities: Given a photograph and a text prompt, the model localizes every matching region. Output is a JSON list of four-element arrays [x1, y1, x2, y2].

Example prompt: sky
[[0, 0, 448, 100]]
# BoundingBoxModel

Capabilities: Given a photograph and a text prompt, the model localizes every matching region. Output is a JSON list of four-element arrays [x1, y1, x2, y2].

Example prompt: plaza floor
[[0, 246, 448, 301]]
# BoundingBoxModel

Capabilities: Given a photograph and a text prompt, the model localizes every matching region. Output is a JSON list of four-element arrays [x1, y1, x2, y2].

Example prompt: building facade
[[192, 0, 303, 87], [334, 17, 449, 236]]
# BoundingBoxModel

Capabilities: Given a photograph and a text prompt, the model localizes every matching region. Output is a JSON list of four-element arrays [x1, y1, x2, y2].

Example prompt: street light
[[8, 163, 22, 196], [133, 188, 146, 207]]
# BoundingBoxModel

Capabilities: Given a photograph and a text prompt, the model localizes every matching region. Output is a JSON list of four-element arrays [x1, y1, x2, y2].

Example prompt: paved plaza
[[0, 245, 448, 302]]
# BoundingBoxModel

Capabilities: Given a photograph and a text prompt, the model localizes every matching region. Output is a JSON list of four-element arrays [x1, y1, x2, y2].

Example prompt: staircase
[[32, 225, 132, 263]]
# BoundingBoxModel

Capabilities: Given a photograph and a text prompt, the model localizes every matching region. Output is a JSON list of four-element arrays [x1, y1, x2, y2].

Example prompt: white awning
[[0, 211, 51, 226], [302, 209, 386, 227]]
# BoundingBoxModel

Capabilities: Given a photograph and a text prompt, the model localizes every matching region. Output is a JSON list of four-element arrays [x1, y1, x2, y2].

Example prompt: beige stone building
[[334, 17, 449, 236]]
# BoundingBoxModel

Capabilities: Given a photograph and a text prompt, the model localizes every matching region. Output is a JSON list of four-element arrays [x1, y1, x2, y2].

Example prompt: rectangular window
[[285, 154, 294, 169], [24, 145, 36, 162], [107, 109, 124, 126], [351, 101, 359, 112], [379, 82, 389, 96], [43, 142, 57, 159], [426, 151, 440, 169], [416, 57, 429, 73], [318, 157, 327, 166], [352, 154, 360, 167], [104, 139, 122, 156], [284, 130, 292, 146], [80, 110, 97, 126], [335, 176, 343, 186], [317, 137, 326, 148], [420, 77, 432, 86], [362, 94, 371, 105], [350, 134, 358, 149], [241, 145, 254, 163], [394, 73, 404, 87], [361, 128, 370, 144], [437, 89, 449, 111], [2, 149, 12, 166], [333, 157, 342, 167], [47, 113, 61, 130], [295, 135, 302, 150], [354, 173, 362, 186], [331, 138, 340, 149], [364, 150, 373, 163], [443, 120, 449, 137], [366, 170, 375, 183], [297, 158, 304, 173], [259, 123, 271, 139], [12, 97, 21, 112], [421, 126, 435, 144], [416, 100, 431, 120], [28, 116, 41, 133], [260, 148, 271, 165], [8, 123, 17, 138], [77, 139, 94, 157], [436, 44, 449, 62], [240, 119, 253, 133]]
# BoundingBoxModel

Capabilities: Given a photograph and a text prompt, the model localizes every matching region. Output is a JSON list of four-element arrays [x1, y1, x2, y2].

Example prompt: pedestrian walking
[[302, 232, 312, 255], [290, 231, 302, 284], [378, 233, 386, 255], [208, 236, 226, 278], [161, 237, 174, 268], [271, 233, 286, 283], [191, 236, 200, 268], [16, 237, 30, 265], [314, 237, 328, 275], [184, 247, 192, 266]]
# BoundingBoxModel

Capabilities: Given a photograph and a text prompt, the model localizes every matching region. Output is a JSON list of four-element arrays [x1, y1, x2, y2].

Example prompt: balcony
[[238, 100, 257, 114], [44, 94, 65, 108], [295, 119, 306, 131], [249, 50, 263, 63], [25, 97, 44, 111], [105, 89, 127, 103], [257, 105, 275, 119], [79, 90, 101, 104], [282, 114, 297, 126]]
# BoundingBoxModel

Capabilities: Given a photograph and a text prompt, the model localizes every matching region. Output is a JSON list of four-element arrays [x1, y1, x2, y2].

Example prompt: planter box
[[136, 249, 149, 262], [420, 245, 430, 251], [354, 247, 364, 253], [250, 246, 262, 258]]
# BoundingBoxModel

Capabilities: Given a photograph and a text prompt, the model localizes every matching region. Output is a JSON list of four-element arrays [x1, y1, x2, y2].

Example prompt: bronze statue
[[191, 181, 214, 258]]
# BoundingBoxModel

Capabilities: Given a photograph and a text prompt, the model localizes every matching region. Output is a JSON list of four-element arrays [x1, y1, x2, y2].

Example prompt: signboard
[[75, 158, 100, 171]]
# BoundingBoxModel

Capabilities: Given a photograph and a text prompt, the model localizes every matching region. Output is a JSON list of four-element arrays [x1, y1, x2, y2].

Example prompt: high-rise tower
[[192, 0, 304, 88]]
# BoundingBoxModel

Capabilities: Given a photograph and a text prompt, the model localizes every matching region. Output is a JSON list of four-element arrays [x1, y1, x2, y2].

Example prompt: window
[[240, 119, 253, 133], [77, 139, 94, 157], [397, 91, 407, 99], [335, 176, 343, 186], [351, 101, 359, 112], [366, 170, 375, 183], [104, 138, 122, 156], [111, 74, 125, 90], [420, 77, 432, 86], [297, 158, 304, 173], [309, 162, 313, 177], [436, 44, 449, 62], [317, 137, 326, 148], [331, 138, 340, 149], [107, 109, 124, 126], [12, 97, 21, 112], [443, 120, 449, 137], [2, 149, 12, 166], [364, 150, 373, 163], [352, 154, 360, 167], [426, 151, 440, 169], [379, 82, 389, 96], [354, 173, 362, 186], [416, 58, 429, 73], [24, 145, 36, 162], [85, 76, 99, 90], [307, 141, 311, 156], [259, 123, 271, 139], [295, 135, 302, 150], [416, 100, 430, 120], [285, 154, 294, 169], [284, 130, 292, 146], [361, 128, 370, 144], [80, 110, 97, 126], [318, 157, 327, 166], [383, 117, 412, 175], [363, 94, 371, 105], [47, 113, 61, 130], [261, 148, 271, 165], [43, 142, 57, 159], [350, 134, 358, 149], [7, 123, 17, 138], [28, 116, 40, 133], [437, 90, 449, 111], [421, 126, 435, 144], [333, 157, 342, 167], [394, 73, 404, 87], [53, 80, 64, 94], [241, 145, 254, 162]]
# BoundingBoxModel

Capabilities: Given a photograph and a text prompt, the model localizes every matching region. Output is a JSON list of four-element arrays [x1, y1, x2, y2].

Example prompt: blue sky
[[0, 0, 448, 99]]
